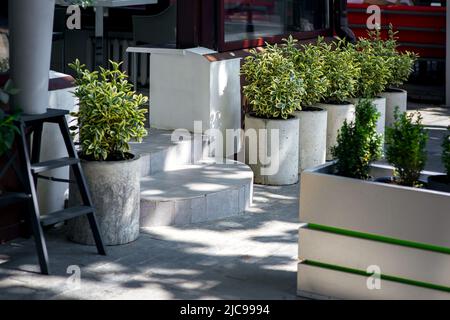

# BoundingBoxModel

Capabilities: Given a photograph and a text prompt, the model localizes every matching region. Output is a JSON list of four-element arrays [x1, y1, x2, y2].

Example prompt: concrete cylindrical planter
[[317, 102, 355, 161], [351, 96, 387, 137], [380, 88, 407, 128], [9, 0, 55, 114], [245, 114, 299, 185], [68, 155, 141, 246], [294, 106, 327, 173]]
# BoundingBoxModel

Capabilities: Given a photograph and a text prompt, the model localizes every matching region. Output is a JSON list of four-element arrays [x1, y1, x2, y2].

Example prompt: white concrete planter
[[298, 162, 450, 299], [244, 114, 299, 185], [68, 155, 141, 246], [294, 106, 327, 173], [380, 88, 407, 128], [350, 96, 387, 137], [316, 102, 355, 161], [9, 0, 55, 114], [37, 71, 78, 215]]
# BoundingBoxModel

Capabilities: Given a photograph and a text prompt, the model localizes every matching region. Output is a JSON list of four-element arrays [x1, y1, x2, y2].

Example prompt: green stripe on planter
[[307, 224, 450, 255], [303, 260, 450, 293]]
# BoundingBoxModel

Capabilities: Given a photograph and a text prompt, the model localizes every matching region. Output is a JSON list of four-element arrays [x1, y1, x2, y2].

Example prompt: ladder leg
[[19, 123, 50, 275], [57, 116, 106, 255], [31, 123, 43, 186], [85, 212, 107, 255]]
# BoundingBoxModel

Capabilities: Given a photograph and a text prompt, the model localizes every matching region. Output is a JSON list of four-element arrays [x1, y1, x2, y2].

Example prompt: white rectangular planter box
[[298, 162, 450, 299]]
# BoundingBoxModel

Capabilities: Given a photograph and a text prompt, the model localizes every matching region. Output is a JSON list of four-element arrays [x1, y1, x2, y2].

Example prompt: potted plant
[[376, 27, 418, 128], [283, 36, 329, 173], [383, 109, 428, 187], [298, 112, 450, 300], [242, 43, 304, 185], [8, 0, 93, 114], [350, 36, 391, 137], [317, 38, 361, 160], [428, 127, 450, 192], [67, 59, 148, 246]]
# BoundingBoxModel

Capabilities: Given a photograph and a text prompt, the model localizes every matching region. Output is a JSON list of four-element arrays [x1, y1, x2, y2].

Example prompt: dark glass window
[[223, 0, 330, 44]]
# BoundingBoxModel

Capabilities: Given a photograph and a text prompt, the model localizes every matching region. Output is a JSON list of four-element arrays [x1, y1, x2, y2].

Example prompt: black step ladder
[[11, 108, 106, 275]]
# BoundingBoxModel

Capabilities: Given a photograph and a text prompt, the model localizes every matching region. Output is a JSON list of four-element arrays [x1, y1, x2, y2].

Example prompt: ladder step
[[0, 192, 31, 207], [40, 206, 93, 227], [31, 157, 80, 174], [21, 109, 69, 124]]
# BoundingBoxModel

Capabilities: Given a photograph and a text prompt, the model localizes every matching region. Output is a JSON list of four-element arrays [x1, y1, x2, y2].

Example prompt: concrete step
[[130, 128, 208, 177], [139, 160, 254, 227]]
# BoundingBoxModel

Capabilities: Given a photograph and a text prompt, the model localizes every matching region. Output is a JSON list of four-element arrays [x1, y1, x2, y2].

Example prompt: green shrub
[[331, 98, 382, 179], [353, 36, 392, 98], [282, 36, 329, 108], [0, 80, 21, 157], [355, 98, 383, 162], [366, 27, 418, 89], [242, 43, 305, 119], [0, 109, 21, 157], [442, 127, 450, 177], [320, 38, 360, 104], [385, 109, 428, 187], [69, 59, 148, 161]]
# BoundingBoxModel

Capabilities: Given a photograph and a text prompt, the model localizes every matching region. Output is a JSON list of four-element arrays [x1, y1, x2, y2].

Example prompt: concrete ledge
[[130, 129, 207, 177], [140, 161, 253, 227], [0, 71, 75, 90]]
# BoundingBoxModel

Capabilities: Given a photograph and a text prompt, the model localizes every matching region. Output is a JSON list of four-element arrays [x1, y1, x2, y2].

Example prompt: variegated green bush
[[320, 38, 361, 104], [69, 59, 148, 161], [282, 36, 329, 108], [366, 27, 418, 89], [241, 43, 305, 119], [353, 36, 392, 98]]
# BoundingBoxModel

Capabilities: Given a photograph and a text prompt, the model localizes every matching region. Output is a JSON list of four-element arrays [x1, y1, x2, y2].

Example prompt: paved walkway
[[407, 102, 450, 173], [0, 183, 301, 300], [0, 103, 448, 300]]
